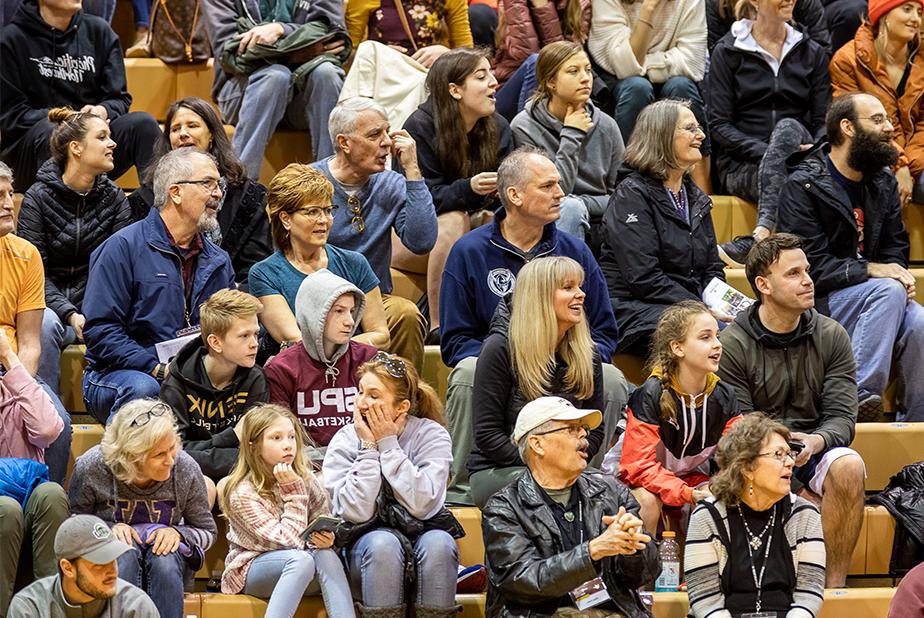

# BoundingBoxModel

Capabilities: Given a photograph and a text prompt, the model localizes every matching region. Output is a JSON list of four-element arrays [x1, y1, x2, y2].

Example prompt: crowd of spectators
[[1, 0, 923, 615]]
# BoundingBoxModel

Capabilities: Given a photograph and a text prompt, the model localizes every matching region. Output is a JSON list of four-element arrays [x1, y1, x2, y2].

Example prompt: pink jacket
[[493, 0, 592, 83], [0, 365, 63, 462]]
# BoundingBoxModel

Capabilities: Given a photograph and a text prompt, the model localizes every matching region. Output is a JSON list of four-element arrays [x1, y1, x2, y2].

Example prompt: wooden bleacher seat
[[852, 423, 924, 491], [709, 195, 757, 244], [66, 424, 104, 487], [907, 202, 924, 264]]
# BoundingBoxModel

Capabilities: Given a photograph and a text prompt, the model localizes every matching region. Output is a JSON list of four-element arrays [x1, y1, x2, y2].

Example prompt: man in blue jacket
[[81, 149, 236, 424], [439, 146, 627, 504]]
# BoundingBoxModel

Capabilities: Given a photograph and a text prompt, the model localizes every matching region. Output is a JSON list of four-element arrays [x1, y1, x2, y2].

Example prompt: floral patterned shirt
[[368, 0, 444, 51]]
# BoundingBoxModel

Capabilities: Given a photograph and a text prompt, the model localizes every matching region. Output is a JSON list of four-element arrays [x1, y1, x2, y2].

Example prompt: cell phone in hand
[[300, 515, 341, 541]]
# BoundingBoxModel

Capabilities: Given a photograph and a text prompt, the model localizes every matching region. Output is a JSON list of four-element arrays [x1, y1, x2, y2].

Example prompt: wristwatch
[[360, 439, 378, 451]]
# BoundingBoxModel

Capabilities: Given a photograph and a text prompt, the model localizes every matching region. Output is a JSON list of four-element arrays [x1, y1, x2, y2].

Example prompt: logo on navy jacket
[[487, 268, 516, 297]]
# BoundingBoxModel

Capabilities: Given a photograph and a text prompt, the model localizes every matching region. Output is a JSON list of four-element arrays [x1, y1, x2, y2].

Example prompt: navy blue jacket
[[439, 208, 619, 367], [83, 208, 235, 373]]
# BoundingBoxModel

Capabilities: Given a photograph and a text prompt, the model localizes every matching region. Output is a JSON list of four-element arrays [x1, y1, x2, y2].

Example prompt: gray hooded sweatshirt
[[510, 99, 625, 218], [264, 269, 378, 453]]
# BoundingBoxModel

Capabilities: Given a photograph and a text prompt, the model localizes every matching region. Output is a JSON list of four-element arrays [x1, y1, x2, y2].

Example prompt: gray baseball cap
[[54, 515, 131, 564]]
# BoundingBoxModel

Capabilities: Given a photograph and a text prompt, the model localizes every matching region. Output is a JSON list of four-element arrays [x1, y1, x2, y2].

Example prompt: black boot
[[355, 603, 407, 618]]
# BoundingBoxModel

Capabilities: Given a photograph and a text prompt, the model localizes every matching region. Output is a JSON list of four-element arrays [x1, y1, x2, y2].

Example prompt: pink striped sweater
[[221, 474, 331, 593]]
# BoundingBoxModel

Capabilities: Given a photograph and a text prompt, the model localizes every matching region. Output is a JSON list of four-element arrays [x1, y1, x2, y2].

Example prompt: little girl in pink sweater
[[220, 404, 355, 617]]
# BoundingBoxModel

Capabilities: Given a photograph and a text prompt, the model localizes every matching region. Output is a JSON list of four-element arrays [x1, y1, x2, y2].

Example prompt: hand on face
[[363, 400, 405, 441], [353, 407, 376, 442], [390, 130, 419, 172], [273, 462, 301, 485]]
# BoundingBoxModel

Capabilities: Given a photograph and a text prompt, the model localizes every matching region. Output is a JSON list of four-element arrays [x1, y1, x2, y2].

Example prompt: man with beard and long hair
[[81, 149, 235, 423], [777, 93, 924, 422]]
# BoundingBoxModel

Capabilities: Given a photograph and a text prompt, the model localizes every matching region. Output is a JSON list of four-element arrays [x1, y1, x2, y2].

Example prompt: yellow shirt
[[0, 234, 45, 352]]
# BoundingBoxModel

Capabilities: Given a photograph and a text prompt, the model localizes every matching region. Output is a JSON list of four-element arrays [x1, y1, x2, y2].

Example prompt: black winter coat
[[128, 178, 272, 286], [482, 469, 660, 617], [467, 297, 606, 475], [708, 27, 831, 163], [705, 0, 830, 53], [776, 146, 909, 310], [600, 170, 724, 352], [16, 158, 132, 321], [872, 462, 924, 576]]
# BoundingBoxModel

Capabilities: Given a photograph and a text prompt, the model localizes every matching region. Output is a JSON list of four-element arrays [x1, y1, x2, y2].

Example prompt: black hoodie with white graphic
[[0, 0, 132, 145]]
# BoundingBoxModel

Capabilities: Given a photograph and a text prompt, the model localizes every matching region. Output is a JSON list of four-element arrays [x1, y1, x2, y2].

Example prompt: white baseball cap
[[512, 397, 602, 444]]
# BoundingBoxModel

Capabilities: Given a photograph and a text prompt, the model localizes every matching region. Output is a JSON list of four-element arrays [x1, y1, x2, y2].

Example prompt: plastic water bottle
[[655, 531, 681, 592]]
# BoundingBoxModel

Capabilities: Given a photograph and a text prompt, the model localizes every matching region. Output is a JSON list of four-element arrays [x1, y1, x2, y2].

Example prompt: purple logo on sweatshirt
[[111, 499, 176, 526]]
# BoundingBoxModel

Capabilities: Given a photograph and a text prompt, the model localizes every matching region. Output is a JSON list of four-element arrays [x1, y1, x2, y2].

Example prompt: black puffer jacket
[[776, 145, 909, 310], [128, 178, 272, 286], [482, 468, 660, 617], [872, 462, 924, 576], [467, 296, 606, 475], [708, 25, 831, 163], [600, 169, 724, 353], [16, 158, 132, 321]]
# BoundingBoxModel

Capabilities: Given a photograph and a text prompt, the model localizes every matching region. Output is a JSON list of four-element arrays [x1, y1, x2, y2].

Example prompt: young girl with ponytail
[[615, 300, 741, 534], [323, 353, 459, 617], [221, 404, 355, 618]]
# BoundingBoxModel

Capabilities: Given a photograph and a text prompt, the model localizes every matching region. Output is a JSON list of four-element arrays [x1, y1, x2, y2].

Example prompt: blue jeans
[[130, 0, 152, 27], [828, 278, 924, 420], [82, 368, 161, 425], [38, 381, 71, 485], [243, 548, 355, 618], [347, 529, 458, 608], [495, 53, 539, 121], [615, 76, 706, 147], [118, 544, 188, 618], [218, 62, 344, 180], [557, 196, 591, 240], [38, 308, 77, 396]]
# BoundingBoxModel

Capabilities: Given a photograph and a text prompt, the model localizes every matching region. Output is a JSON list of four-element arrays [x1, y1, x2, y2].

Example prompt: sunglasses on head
[[372, 351, 407, 379]]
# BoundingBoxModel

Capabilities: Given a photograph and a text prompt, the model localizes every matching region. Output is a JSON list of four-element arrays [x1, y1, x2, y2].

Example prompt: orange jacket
[[830, 24, 924, 179]]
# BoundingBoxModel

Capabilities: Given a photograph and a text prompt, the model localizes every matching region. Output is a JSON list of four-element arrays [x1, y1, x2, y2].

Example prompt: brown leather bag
[[149, 0, 211, 64]]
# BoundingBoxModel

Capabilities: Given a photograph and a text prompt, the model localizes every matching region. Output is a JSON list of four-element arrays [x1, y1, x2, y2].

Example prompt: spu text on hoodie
[[265, 269, 377, 453]]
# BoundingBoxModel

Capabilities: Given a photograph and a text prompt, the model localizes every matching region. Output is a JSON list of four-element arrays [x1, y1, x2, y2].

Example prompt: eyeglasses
[[857, 114, 892, 127], [372, 351, 407, 379], [347, 194, 365, 234], [758, 449, 797, 463], [295, 205, 339, 221], [130, 402, 170, 428], [534, 423, 590, 438], [677, 123, 705, 136], [175, 178, 226, 193]]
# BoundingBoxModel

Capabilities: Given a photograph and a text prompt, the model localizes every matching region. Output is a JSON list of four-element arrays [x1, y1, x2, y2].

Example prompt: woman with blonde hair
[[221, 404, 354, 617], [830, 0, 924, 205], [511, 41, 625, 244], [685, 413, 825, 618], [323, 353, 459, 616], [599, 100, 726, 359], [248, 164, 390, 358], [468, 256, 607, 507], [68, 399, 216, 618]]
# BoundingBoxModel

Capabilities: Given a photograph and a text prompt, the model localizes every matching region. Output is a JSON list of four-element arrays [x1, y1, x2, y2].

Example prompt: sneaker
[[718, 235, 754, 267], [457, 564, 487, 594], [857, 394, 884, 423]]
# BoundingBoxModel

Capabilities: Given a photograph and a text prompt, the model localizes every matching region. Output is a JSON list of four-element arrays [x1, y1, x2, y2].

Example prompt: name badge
[[569, 577, 610, 610], [742, 613, 777, 618]]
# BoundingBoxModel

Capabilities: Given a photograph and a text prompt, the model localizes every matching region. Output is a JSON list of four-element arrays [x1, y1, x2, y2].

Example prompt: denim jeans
[[38, 381, 71, 485], [243, 548, 355, 618], [347, 529, 459, 608], [83, 368, 162, 424], [827, 278, 924, 421], [557, 196, 591, 240], [38, 308, 77, 396], [130, 0, 153, 27], [218, 63, 344, 180], [117, 544, 188, 618], [495, 53, 539, 121], [614, 76, 707, 149]]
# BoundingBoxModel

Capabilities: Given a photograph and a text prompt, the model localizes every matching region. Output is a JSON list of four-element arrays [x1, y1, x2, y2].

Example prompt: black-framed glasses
[[534, 423, 590, 438], [175, 178, 226, 193], [130, 402, 170, 428], [758, 449, 797, 464], [347, 194, 365, 234], [372, 351, 407, 379], [296, 205, 339, 221]]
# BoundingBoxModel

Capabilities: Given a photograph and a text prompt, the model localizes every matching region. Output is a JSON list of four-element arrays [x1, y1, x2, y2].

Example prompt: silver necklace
[[739, 503, 775, 550], [738, 503, 777, 613]]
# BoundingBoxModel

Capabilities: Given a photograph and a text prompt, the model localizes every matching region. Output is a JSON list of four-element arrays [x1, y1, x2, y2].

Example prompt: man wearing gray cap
[[8, 514, 159, 617], [481, 397, 661, 617]]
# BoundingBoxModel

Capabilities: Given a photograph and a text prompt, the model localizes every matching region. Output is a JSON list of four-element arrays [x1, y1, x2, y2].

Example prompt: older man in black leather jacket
[[482, 397, 660, 618]]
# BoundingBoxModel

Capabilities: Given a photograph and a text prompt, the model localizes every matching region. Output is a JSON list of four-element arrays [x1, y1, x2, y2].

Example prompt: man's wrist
[[404, 164, 422, 181]]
